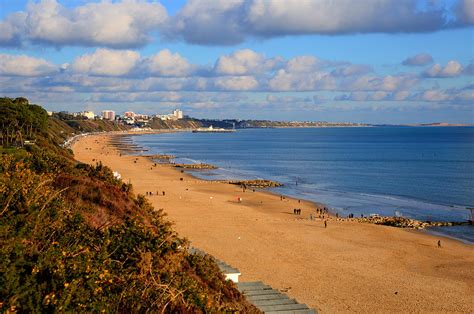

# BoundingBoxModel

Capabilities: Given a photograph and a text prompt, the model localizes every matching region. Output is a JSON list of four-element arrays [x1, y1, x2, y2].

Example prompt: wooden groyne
[[226, 179, 283, 188], [173, 163, 217, 170]]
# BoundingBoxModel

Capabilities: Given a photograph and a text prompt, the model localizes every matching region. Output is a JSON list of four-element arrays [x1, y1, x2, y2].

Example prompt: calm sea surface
[[131, 127, 474, 243]]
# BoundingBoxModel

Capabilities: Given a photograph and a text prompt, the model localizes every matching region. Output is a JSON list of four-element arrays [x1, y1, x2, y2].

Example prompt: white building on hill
[[72, 111, 95, 119], [102, 110, 115, 121], [173, 109, 183, 120]]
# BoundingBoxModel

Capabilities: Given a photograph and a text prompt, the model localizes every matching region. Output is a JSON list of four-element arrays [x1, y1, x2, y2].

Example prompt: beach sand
[[72, 133, 474, 313]]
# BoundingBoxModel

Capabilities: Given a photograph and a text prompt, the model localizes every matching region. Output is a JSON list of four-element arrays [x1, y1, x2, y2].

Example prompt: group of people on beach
[[293, 208, 302, 215], [145, 191, 166, 196]]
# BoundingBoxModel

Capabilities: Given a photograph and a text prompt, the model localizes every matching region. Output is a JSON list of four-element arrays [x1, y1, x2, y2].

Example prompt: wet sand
[[72, 133, 474, 313]]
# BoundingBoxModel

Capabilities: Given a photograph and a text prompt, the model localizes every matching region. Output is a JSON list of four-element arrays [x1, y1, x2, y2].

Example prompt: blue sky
[[0, 0, 473, 123]]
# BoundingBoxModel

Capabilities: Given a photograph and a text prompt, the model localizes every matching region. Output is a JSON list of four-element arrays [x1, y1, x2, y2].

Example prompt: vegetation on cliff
[[0, 97, 257, 312]]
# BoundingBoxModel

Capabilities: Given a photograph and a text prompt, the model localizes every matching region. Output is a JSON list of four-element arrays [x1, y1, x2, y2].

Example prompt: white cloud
[[456, 0, 474, 25], [165, 0, 245, 45], [331, 64, 373, 76], [402, 53, 433, 66], [167, 0, 450, 45], [371, 91, 390, 101], [393, 90, 411, 101], [285, 56, 321, 73], [70, 49, 140, 76], [268, 69, 332, 91], [424, 60, 464, 77], [0, 0, 168, 48], [0, 0, 471, 49], [143, 49, 192, 77], [247, 0, 445, 35], [214, 76, 258, 90], [0, 54, 57, 76], [419, 89, 451, 102], [1, 49, 470, 115], [214, 49, 264, 75], [342, 74, 418, 92]]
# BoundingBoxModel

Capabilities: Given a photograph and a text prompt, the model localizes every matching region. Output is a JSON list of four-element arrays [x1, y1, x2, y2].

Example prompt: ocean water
[[131, 127, 474, 243]]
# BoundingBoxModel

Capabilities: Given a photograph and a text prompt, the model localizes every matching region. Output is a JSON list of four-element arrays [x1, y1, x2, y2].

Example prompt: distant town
[[49, 108, 373, 130], [50, 109, 185, 128]]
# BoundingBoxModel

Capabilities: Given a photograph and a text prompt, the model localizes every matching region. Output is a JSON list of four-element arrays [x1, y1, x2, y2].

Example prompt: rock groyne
[[356, 216, 464, 229]]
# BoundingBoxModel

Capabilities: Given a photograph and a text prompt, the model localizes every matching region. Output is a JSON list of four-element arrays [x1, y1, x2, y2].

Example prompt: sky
[[0, 0, 473, 123]]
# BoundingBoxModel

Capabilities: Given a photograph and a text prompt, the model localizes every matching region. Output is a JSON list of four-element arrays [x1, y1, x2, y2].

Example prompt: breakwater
[[226, 179, 283, 188], [356, 216, 469, 230], [173, 163, 218, 170]]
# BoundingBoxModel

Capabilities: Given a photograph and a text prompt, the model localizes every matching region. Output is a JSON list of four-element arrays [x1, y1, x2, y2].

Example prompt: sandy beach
[[72, 133, 474, 313]]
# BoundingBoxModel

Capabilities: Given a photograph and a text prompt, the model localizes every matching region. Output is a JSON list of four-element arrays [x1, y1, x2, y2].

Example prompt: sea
[[131, 127, 474, 244]]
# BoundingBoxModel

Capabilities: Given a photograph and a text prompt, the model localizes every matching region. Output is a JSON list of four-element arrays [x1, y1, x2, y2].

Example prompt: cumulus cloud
[[423, 60, 464, 77], [142, 49, 193, 77], [392, 90, 411, 101], [456, 0, 474, 25], [285, 56, 322, 73], [0, 54, 58, 76], [68, 48, 193, 77], [1, 0, 472, 49], [331, 64, 373, 76], [167, 0, 451, 45], [214, 49, 264, 75], [0, 0, 168, 48], [418, 89, 451, 102], [402, 53, 434, 66], [214, 76, 259, 90], [164, 0, 245, 46], [267, 55, 339, 91], [1, 49, 470, 113], [268, 69, 336, 91], [70, 49, 140, 76], [341, 74, 418, 92], [246, 0, 445, 35]]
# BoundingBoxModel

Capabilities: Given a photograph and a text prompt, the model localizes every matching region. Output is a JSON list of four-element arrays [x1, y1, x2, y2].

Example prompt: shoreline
[[125, 131, 472, 244], [72, 132, 474, 313]]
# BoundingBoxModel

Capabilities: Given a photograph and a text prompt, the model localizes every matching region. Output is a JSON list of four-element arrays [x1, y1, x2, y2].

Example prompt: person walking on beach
[[324, 220, 327, 228], [438, 240, 442, 248]]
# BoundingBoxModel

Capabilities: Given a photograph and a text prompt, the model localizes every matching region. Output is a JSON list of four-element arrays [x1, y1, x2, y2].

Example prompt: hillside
[[0, 97, 258, 312], [148, 118, 204, 129]]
